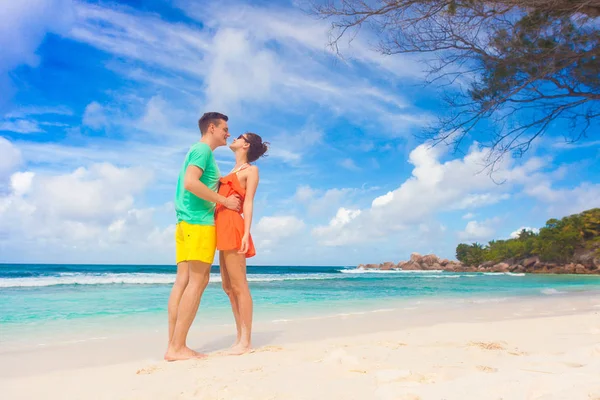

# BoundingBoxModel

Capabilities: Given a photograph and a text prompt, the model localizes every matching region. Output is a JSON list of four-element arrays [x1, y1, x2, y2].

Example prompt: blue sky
[[1, 0, 599, 266]]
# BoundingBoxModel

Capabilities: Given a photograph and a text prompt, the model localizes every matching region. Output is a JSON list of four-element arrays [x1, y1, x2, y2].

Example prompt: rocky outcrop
[[522, 256, 539, 268], [357, 251, 600, 274], [380, 262, 396, 271], [360, 264, 380, 270]]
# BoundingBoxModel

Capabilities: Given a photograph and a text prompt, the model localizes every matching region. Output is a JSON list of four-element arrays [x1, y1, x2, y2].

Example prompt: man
[[164, 112, 241, 361]]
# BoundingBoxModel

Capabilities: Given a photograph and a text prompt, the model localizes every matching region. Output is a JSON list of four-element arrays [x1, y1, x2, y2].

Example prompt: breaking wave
[[0, 272, 337, 288], [340, 268, 443, 274]]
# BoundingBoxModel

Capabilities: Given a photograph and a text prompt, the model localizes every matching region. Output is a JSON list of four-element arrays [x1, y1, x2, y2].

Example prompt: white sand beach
[[2, 294, 600, 400]]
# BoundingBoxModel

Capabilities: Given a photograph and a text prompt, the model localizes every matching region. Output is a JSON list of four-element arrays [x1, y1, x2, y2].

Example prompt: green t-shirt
[[175, 142, 221, 225]]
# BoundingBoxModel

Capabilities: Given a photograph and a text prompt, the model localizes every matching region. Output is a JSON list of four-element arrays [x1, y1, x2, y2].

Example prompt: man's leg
[[164, 261, 211, 361], [167, 262, 189, 344], [223, 251, 253, 355], [169, 222, 189, 345], [220, 251, 242, 347]]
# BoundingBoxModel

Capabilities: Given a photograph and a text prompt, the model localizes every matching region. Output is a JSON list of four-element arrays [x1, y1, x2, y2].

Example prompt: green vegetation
[[456, 208, 600, 266]]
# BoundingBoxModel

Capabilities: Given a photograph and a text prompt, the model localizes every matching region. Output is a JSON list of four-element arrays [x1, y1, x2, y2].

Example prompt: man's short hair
[[198, 112, 228, 135]]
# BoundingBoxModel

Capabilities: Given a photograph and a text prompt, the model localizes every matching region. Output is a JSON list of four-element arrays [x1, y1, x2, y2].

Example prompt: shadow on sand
[[197, 330, 284, 353]]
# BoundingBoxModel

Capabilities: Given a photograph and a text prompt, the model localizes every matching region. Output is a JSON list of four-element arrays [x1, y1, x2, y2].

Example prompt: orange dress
[[215, 172, 256, 258]]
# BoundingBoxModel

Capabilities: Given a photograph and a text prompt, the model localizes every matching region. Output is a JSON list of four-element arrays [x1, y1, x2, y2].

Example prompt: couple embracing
[[164, 112, 268, 361]]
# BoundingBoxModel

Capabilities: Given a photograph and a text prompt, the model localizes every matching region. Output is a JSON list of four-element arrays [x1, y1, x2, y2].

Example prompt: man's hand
[[222, 194, 241, 211]]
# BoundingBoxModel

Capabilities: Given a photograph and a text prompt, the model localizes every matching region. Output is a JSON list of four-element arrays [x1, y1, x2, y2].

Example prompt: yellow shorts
[[175, 221, 216, 265]]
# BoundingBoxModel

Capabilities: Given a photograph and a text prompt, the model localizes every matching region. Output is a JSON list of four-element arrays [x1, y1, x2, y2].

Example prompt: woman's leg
[[223, 250, 253, 354], [220, 250, 242, 346]]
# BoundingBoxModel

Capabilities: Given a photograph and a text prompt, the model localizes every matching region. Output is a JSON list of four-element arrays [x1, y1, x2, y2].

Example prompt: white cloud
[[1, 106, 73, 135], [179, 1, 430, 133], [378, 111, 435, 137], [5, 106, 73, 119], [0, 163, 152, 233], [267, 126, 323, 165], [106, 208, 173, 246], [312, 208, 362, 246], [136, 96, 170, 132], [524, 181, 600, 217], [67, 1, 422, 134], [509, 227, 540, 239], [452, 193, 510, 210], [372, 191, 394, 208], [0, 161, 174, 263], [294, 185, 318, 203], [0, 0, 75, 106], [266, 148, 301, 163], [312, 142, 544, 246], [279, 76, 425, 135], [0, 0, 74, 71], [294, 185, 363, 218], [10, 171, 34, 196], [462, 212, 475, 219], [69, 3, 210, 80], [0, 119, 44, 134], [255, 216, 305, 236], [459, 220, 496, 242], [127, 95, 202, 143], [552, 139, 600, 150], [179, 0, 425, 81], [330, 208, 362, 227], [82, 102, 107, 129], [80, 95, 197, 143], [339, 158, 360, 171], [370, 158, 381, 169], [204, 28, 280, 111], [254, 215, 306, 250], [0, 137, 22, 180], [30, 163, 151, 222]]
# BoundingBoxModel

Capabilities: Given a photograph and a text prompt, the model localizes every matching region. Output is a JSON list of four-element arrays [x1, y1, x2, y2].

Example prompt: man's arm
[[183, 165, 240, 210]]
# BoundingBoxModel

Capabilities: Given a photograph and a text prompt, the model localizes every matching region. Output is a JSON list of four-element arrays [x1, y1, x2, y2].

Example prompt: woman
[[215, 132, 268, 355]]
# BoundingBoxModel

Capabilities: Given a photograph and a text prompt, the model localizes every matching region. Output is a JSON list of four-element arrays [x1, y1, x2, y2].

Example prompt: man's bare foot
[[164, 346, 206, 361], [224, 344, 251, 356]]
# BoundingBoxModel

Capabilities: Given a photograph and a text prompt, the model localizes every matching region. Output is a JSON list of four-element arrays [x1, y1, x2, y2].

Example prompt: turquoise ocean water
[[2, 264, 600, 346]]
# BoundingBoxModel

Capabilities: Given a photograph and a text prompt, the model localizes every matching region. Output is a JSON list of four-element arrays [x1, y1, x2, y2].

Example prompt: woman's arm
[[240, 167, 259, 252]]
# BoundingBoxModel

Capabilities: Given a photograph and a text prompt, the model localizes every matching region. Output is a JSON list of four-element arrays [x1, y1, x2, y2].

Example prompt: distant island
[[358, 208, 600, 275]]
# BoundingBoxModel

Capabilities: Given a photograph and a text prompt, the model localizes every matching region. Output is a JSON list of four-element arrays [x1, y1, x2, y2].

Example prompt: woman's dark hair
[[244, 132, 269, 163]]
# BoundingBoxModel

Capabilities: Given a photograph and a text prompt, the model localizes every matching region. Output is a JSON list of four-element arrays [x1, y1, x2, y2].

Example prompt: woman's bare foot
[[224, 344, 251, 356], [164, 346, 206, 361]]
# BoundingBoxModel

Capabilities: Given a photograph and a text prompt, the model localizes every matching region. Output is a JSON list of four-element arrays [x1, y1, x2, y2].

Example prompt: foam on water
[[541, 288, 566, 295], [1, 268, 481, 287], [483, 272, 526, 276], [340, 268, 443, 274], [0, 272, 337, 288], [0, 273, 175, 287]]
